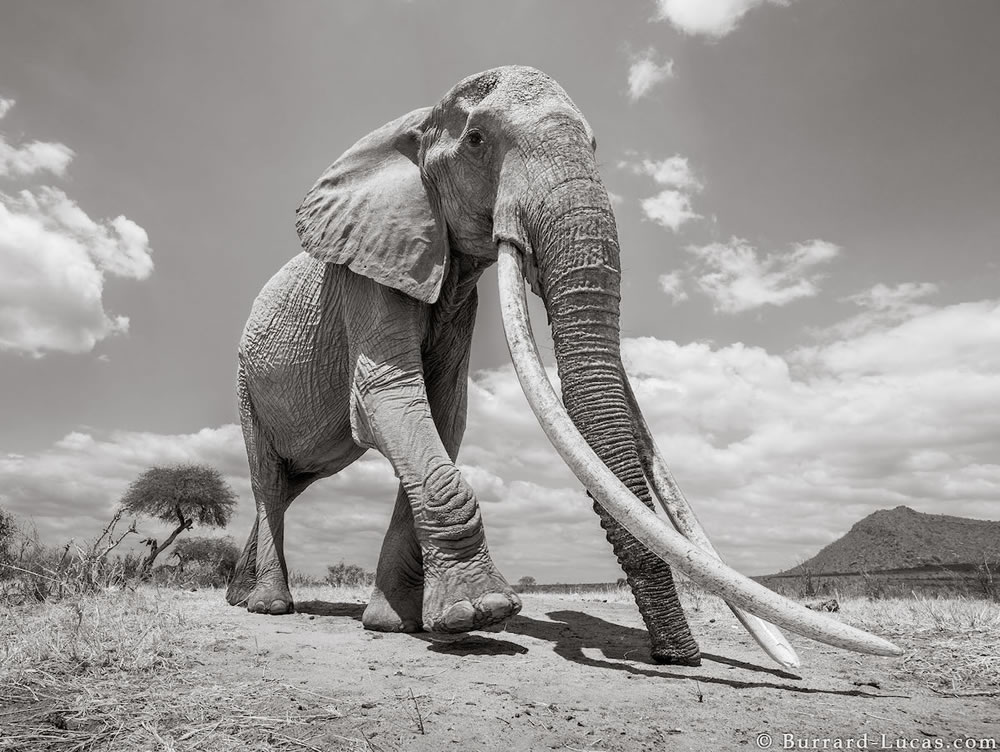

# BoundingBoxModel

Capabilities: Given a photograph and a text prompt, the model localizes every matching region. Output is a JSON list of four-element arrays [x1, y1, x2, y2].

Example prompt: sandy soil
[[180, 591, 1000, 751]]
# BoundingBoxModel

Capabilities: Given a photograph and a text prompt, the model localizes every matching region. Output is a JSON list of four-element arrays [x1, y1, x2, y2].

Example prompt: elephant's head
[[295, 66, 901, 663], [295, 66, 605, 301]]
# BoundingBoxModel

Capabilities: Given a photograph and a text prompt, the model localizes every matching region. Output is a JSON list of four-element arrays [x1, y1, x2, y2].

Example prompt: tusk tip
[[860, 636, 905, 657], [774, 652, 801, 670], [758, 642, 800, 670]]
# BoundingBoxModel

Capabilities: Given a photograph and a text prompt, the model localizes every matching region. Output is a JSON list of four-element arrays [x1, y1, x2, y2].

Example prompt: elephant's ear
[[295, 107, 448, 304]]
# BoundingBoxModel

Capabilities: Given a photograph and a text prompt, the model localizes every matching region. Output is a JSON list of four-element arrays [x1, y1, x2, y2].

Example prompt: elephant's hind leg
[[244, 449, 296, 614], [228, 366, 261, 607], [362, 485, 424, 632], [226, 516, 258, 606], [234, 363, 296, 615]]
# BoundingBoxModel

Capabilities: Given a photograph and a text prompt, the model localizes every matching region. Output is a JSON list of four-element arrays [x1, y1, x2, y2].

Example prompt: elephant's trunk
[[494, 143, 903, 660], [522, 167, 701, 664], [497, 246, 904, 658]]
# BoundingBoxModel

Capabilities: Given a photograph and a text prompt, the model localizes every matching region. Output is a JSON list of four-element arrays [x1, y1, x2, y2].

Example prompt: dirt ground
[[175, 590, 999, 751]]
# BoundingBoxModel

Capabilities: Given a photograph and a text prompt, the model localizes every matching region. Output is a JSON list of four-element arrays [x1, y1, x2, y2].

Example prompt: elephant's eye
[[465, 129, 484, 148]]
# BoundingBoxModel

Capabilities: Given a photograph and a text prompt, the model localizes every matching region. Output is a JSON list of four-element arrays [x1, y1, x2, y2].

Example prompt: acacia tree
[[120, 464, 237, 572]]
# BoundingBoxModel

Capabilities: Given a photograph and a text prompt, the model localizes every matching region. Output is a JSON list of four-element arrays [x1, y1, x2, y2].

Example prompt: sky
[[1, 0, 998, 582]]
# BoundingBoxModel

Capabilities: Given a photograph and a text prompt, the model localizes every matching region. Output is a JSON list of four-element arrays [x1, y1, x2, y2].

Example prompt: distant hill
[[773, 506, 1000, 577]]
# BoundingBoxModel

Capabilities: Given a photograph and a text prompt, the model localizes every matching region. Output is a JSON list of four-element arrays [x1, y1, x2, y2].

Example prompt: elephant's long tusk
[[623, 378, 801, 670], [496, 242, 903, 659]]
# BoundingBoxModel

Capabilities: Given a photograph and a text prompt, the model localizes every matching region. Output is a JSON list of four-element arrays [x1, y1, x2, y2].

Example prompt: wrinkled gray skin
[[227, 66, 701, 665]]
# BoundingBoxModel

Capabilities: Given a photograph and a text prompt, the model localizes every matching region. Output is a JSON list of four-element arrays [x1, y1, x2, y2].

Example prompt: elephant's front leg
[[363, 295, 480, 633], [352, 353, 520, 633]]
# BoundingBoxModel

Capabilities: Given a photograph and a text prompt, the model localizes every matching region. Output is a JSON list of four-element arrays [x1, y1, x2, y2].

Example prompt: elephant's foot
[[621, 560, 702, 666], [246, 583, 295, 615], [421, 557, 521, 633], [362, 585, 424, 632], [650, 641, 702, 666], [645, 606, 702, 666]]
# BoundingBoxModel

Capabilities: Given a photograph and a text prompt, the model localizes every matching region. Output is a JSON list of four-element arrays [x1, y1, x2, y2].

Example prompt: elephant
[[226, 66, 901, 669]]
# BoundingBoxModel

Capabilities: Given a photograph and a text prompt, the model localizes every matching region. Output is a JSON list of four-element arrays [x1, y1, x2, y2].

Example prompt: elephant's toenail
[[442, 601, 476, 632], [479, 592, 517, 619]]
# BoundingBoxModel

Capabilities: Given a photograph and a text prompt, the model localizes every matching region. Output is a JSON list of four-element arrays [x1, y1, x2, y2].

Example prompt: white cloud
[[622, 298, 1000, 572], [640, 189, 701, 232], [621, 152, 703, 233], [620, 154, 701, 191], [0, 100, 74, 178], [686, 237, 839, 313], [796, 299, 1000, 378], [654, 0, 792, 39], [658, 270, 688, 303], [812, 281, 940, 341], [0, 140, 75, 179], [5, 293, 999, 580], [0, 101, 153, 356], [627, 48, 675, 101], [847, 281, 939, 312], [0, 188, 154, 355]]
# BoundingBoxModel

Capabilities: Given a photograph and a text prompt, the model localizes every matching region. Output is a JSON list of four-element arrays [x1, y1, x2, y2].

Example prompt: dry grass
[[0, 587, 376, 751], [841, 595, 1000, 695], [289, 583, 371, 605], [2, 584, 998, 750], [844, 594, 1000, 635], [559, 584, 1000, 694]]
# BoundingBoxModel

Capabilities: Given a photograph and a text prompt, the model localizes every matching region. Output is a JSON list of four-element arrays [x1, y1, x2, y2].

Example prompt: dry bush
[[859, 568, 889, 600], [139, 536, 241, 590], [0, 511, 140, 605], [288, 569, 326, 587], [976, 557, 999, 602], [285, 564, 375, 590], [0, 507, 15, 565], [326, 561, 375, 588], [146, 560, 229, 590]]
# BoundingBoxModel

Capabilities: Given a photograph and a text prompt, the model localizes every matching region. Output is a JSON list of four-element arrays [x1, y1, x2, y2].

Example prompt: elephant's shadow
[[294, 600, 891, 697], [296, 600, 365, 619]]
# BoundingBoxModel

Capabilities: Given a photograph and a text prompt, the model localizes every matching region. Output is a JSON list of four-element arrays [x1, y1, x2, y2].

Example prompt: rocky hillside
[[776, 506, 1000, 576]]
